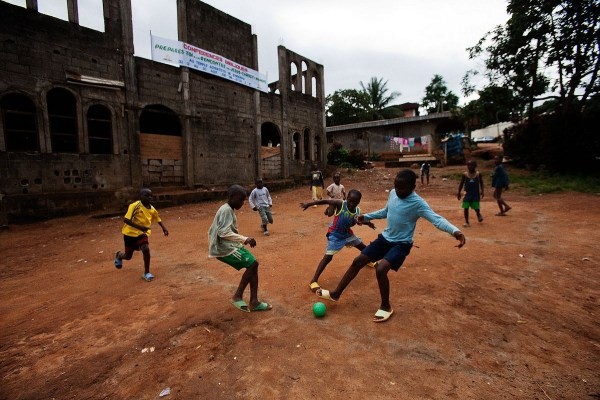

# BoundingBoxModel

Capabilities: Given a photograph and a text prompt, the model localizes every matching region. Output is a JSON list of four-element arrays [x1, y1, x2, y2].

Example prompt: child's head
[[467, 160, 477, 172], [394, 170, 417, 199], [494, 155, 503, 165], [346, 189, 362, 211], [227, 185, 247, 210], [333, 173, 341, 185], [255, 178, 264, 189], [140, 188, 153, 207]]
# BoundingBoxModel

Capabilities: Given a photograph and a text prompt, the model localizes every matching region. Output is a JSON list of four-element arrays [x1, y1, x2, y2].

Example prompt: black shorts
[[361, 234, 412, 271], [123, 234, 149, 252]]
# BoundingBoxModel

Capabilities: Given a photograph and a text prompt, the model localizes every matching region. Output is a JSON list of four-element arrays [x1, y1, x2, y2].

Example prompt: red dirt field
[[1, 165, 598, 399]]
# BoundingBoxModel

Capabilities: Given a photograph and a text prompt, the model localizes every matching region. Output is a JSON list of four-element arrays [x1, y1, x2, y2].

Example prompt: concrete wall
[[0, 0, 326, 222]]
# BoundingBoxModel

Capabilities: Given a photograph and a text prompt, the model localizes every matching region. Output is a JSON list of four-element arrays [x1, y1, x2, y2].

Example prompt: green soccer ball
[[313, 302, 326, 318]]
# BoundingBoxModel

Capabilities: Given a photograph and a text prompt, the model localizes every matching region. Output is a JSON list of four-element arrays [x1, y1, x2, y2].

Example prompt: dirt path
[[1, 166, 598, 399]]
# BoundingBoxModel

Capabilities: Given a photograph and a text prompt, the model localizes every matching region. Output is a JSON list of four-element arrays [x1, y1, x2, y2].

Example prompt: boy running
[[114, 188, 169, 282], [249, 178, 273, 236]]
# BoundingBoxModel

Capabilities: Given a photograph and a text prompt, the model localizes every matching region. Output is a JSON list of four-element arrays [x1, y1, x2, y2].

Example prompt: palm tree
[[359, 77, 401, 120]]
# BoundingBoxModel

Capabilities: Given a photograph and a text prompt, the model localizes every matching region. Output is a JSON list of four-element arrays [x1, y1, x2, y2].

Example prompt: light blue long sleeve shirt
[[363, 190, 459, 243]]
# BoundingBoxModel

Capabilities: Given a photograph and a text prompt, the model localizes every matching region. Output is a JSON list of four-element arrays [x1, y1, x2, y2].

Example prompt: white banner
[[151, 35, 268, 93]]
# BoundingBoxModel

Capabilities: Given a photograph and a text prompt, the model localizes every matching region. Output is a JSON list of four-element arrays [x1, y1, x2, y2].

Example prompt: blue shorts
[[326, 232, 362, 255], [361, 234, 412, 271]]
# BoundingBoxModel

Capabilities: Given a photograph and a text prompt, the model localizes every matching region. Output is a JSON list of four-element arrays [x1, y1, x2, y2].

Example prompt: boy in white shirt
[[324, 173, 346, 216], [249, 178, 273, 236]]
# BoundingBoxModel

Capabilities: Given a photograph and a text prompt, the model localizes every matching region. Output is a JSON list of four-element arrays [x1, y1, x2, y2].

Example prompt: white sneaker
[[264, 230, 270, 236]]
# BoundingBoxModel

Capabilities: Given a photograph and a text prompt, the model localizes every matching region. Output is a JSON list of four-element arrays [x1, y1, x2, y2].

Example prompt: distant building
[[0, 0, 325, 222]]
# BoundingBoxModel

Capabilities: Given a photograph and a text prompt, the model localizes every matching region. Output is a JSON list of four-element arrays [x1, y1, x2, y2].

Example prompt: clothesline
[[386, 135, 432, 153]]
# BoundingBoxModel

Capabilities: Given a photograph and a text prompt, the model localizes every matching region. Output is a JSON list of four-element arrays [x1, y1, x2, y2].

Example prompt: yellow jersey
[[121, 200, 161, 237]]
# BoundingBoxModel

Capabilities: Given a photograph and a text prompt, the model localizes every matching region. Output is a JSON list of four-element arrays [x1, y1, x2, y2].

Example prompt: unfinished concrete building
[[0, 0, 325, 222]]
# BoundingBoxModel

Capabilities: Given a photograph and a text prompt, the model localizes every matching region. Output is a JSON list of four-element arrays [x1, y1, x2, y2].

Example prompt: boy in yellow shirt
[[115, 188, 169, 281]]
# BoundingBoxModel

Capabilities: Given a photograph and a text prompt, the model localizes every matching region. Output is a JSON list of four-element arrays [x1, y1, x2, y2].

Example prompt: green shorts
[[462, 200, 480, 210], [217, 248, 256, 270]]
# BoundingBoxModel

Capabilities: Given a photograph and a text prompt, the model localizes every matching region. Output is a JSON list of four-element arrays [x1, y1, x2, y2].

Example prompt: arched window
[[290, 62, 298, 91], [48, 88, 78, 153], [314, 135, 321, 161], [1, 93, 38, 151], [301, 61, 308, 94], [140, 105, 181, 135], [87, 105, 112, 154], [292, 132, 300, 160], [303, 128, 311, 161], [312, 76, 318, 98]]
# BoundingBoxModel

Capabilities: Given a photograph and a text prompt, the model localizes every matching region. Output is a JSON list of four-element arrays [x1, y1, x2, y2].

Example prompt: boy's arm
[[158, 221, 169, 236], [361, 206, 388, 222], [457, 175, 466, 200], [356, 217, 376, 230], [123, 217, 149, 232], [248, 190, 257, 210], [478, 173, 485, 198], [266, 189, 272, 206], [300, 199, 341, 210], [216, 212, 248, 243]]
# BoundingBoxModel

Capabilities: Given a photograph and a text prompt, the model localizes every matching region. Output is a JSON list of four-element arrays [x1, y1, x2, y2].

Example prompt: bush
[[327, 142, 348, 166], [505, 110, 600, 174], [347, 149, 367, 168]]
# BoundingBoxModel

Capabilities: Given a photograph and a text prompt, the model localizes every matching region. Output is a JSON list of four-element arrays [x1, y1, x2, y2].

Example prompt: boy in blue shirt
[[492, 156, 512, 216], [316, 169, 466, 322], [457, 160, 484, 227]]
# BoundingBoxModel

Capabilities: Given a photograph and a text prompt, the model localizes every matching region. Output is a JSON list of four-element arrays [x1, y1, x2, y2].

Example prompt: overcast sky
[[3, 0, 509, 105]]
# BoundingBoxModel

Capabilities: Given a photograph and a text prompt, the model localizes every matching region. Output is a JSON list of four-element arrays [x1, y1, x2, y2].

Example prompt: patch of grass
[[438, 167, 600, 194], [509, 171, 600, 194]]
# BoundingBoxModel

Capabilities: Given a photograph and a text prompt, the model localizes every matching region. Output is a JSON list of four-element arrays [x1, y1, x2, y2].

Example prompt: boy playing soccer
[[249, 178, 273, 236], [208, 185, 272, 313], [457, 160, 484, 227], [316, 170, 466, 322], [114, 188, 169, 282], [300, 190, 375, 293]]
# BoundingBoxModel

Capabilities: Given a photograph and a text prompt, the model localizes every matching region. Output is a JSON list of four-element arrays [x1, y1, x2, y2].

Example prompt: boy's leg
[[266, 208, 273, 224], [375, 260, 393, 313], [140, 243, 151, 275], [463, 208, 470, 226], [311, 254, 333, 285], [326, 253, 372, 300], [234, 261, 257, 302], [494, 188, 505, 214]]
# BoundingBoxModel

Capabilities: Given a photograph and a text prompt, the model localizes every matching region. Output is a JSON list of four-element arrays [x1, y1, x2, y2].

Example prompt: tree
[[325, 89, 369, 126], [422, 74, 459, 113], [326, 77, 401, 126], [359, 77, 401, 120], [466, 0, 600, 116]]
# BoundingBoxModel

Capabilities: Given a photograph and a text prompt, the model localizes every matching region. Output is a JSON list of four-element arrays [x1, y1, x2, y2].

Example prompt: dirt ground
[[1, 165, 599, 400]]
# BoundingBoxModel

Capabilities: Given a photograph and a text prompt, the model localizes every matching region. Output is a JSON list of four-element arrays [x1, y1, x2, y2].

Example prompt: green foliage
[[346, 149, 367, 168], [467, 0, 600, 115], [510, 171, 600, 194], [326, 143, 367, 168], [504, 107, 600, 173], [326, 77, 401, 126], [327, 142, 349, 165], [422, 74, 459, 113], [359, 77, 401, 120]]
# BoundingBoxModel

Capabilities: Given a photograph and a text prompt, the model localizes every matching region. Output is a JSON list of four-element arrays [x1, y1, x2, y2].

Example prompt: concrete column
[[25, 0, 38, 11], [67, 0, 79, 24], [252, 34, 262, 180]]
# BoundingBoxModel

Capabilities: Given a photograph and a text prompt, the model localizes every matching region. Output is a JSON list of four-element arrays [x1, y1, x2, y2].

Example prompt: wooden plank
[[140, 134, 182, 160]]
